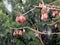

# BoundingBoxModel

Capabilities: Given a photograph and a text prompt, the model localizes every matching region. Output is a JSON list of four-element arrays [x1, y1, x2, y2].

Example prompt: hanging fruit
[[13, 31, 19, 36], [55, 10, 59, 15], [52, 11, 56, 17], [19, 30, 23, 36], [13, 31, 16, 36], [15, 31, 19, 35], [41, 8, 46, 14], [41, 13, 48, 21], [58, 12, 60, 16], [51, 3, 55, 8], [41, 15, 44, 21], [43, 13, 48, 19], [16, 16, 20, 22], [19, 15, 26, 23], [16, 15, 26, 23], [39, 2, 43, 8], [23, 29, 25, 33]]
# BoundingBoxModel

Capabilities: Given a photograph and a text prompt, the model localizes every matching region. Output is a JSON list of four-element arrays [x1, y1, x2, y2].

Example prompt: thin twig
[[13, 7, 36, 16], [47, 18, 60, 26], [23, 7, 36, 15], [13, 10, 23, 15], [49, 0, 58, 4]]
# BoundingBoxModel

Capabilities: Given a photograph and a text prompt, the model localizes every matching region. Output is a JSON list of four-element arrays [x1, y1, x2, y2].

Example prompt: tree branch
[[49, 0, 58, 4], [10, 27, 60, 35], [10, 26, 60, 45], [37, 35, 45, 45], [23, 7, 36, 15]]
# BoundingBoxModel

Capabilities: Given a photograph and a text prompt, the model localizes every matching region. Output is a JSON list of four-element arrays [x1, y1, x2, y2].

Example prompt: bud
[[19, 30, 23, 36]]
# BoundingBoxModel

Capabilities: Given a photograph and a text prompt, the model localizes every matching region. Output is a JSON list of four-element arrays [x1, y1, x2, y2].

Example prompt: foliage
[[0, 0, 60, 45]]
